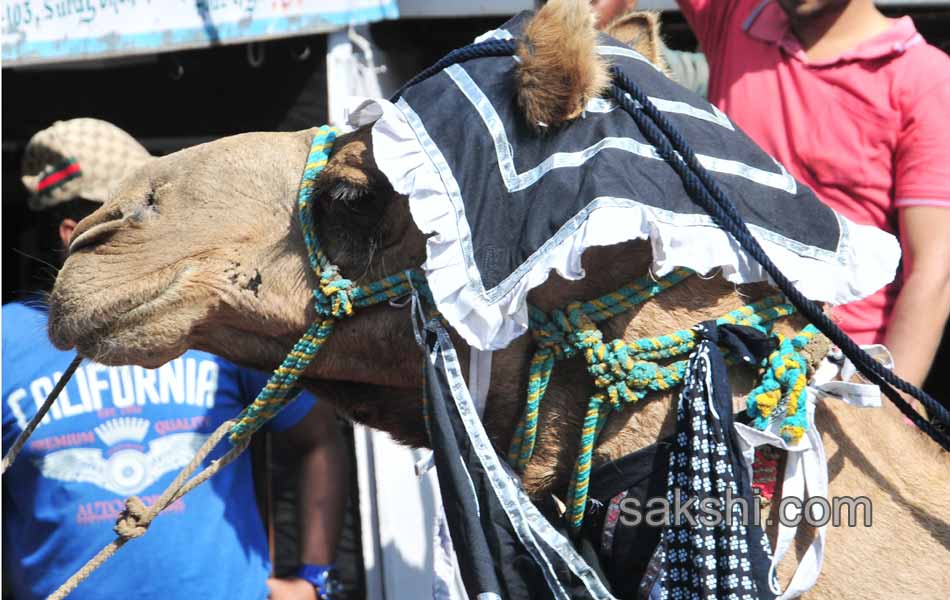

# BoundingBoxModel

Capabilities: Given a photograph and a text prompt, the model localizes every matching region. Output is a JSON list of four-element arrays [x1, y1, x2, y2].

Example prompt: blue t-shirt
[[2, 301, 317, 600]]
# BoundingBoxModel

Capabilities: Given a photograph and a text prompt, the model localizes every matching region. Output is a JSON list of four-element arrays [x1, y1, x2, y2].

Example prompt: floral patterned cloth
[[640, 323, 776, 600]]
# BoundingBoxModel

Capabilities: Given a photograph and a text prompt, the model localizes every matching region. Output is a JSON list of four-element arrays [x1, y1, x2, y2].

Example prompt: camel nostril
[[67, 207, 126, 255]]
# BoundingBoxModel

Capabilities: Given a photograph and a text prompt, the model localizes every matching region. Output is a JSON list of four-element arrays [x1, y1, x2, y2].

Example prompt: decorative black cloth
[[638, 323, 776, 600], [353, 11, 899, 352], [581, 439, 673, 598]]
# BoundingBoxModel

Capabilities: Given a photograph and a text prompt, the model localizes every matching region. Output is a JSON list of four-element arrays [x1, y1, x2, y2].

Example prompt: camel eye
[[317, 176, 387, 236], [328, 180, 372, 215]]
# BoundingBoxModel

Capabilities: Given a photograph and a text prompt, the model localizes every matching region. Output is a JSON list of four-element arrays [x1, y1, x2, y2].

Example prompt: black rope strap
[[608, 68, 950, 450], [390, 39, 518, 101]]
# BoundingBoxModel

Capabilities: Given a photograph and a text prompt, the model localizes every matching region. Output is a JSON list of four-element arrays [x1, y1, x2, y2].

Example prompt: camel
[[46, 1, 949, 598]]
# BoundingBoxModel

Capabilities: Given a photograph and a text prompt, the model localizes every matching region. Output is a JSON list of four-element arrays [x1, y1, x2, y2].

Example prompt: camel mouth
[[48, 266, 194, 362]]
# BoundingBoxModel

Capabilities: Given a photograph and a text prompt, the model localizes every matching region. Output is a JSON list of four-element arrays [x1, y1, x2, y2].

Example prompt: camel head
[[48, 130, 313, 368], [48, 126, 425, 378]]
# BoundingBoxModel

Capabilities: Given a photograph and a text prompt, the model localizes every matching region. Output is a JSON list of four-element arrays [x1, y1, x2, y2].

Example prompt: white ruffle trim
[[346, 97, 901, 352]]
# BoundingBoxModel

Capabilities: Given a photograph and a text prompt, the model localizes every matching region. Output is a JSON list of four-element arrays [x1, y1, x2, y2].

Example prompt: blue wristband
[[295, 564, 335, 595]]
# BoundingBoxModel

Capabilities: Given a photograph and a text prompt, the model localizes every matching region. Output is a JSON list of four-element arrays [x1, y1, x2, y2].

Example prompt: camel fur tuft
[[515, 0, 609, 131]]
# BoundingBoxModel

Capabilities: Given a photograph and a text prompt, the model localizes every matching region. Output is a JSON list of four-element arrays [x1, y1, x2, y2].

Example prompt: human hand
[[266, 577, 317, 600]]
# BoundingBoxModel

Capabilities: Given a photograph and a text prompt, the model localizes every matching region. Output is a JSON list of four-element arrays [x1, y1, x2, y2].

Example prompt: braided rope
[[226, 125, 340, 444], [228, 126, 427, 444], [509, 268, 693, 469], [748, 325, 820, 443], [511, 288, 790, 469], [510, 275, 805, 530], [564, 297, 805, 529]]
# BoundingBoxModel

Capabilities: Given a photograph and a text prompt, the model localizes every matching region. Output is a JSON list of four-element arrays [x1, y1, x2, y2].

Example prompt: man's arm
[[267, 401, 349, 599], [888, 69, 950, 389], [883, 206, 950, 387]]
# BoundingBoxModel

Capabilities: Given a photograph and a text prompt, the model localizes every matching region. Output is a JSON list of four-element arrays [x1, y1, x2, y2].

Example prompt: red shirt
[[679, 0, 950, 343]]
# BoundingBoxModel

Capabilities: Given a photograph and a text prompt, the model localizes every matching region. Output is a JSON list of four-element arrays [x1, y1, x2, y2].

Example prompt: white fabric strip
[[468, 348, 493, 419], [734, 345, 891, 599], [430, 322, 617, 600]]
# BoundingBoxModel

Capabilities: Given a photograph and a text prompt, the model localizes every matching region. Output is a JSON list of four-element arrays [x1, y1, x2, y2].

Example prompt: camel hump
[[515, 0, 609, 131]]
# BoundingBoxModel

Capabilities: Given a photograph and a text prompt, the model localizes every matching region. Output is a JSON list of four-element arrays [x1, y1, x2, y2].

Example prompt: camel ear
[[603, 10, 669, 72], [515, 0, 609, 131], [313, 127, 390, 231]]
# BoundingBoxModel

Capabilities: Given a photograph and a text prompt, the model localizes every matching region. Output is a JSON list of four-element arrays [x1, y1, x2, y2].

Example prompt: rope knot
[[316, 265, 355, 319], [532, 308, 576, 359], [114, 496, 150, 540], [747, 330, 813, 444]]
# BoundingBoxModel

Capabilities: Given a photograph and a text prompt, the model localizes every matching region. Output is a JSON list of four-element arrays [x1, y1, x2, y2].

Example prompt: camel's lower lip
[[115, 267, 192, 323], [50, 267, 192, 350]]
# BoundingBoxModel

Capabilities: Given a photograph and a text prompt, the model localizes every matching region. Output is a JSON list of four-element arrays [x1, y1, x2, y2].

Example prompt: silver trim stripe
[[474, 28, 514, 43], [430, 323, 618, 600], [585, 97, 619, 113], [587, 95, 735, 132], [445, 64, 796, 194], [648, 97, 735, 131]]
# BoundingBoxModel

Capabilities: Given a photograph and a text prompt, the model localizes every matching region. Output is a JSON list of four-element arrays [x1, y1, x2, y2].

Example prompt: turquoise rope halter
[[227, 126, 427, 444]]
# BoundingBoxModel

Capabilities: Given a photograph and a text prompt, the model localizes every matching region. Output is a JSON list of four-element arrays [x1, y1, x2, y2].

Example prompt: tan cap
[[21, 118, 151, 211]]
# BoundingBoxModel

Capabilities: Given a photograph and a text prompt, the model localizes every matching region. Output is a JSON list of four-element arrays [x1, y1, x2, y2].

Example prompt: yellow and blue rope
[[747, 324, 820, 443], [509, 268, 693, 470], [511, 272, 818, 530], [229, 126, 427, 444]]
